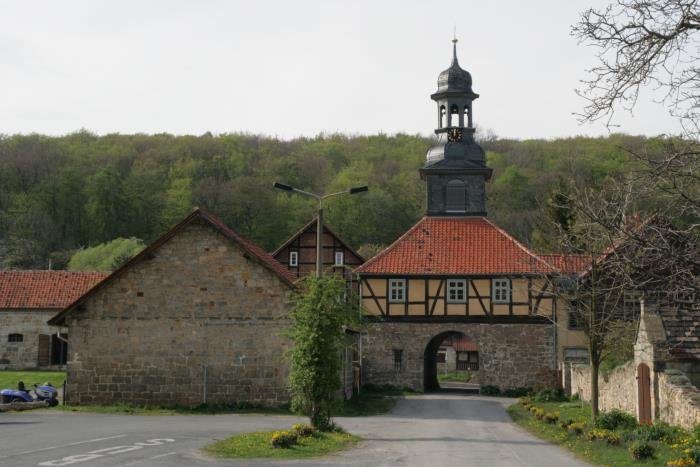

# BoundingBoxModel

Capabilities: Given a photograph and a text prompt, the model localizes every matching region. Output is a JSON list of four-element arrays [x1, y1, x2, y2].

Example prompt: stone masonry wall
[[570, 361, 637, 415], [0, 310, 60, 370], [362, 321, 556, 391], [65, 222, 293, 407], [657, 370, 700, 431]]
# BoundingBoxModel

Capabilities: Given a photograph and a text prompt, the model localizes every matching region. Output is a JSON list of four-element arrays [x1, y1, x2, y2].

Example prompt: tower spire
[[452, 29, 458, 65]]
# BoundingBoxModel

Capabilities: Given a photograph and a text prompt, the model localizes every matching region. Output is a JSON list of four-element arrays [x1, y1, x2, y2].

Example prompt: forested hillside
[[0, 131, 662, 270]]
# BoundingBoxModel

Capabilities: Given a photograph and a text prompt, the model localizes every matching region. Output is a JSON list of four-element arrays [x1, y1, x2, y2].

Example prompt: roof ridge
[[354, 217, 428, 273], [271, 217, 365, 262]]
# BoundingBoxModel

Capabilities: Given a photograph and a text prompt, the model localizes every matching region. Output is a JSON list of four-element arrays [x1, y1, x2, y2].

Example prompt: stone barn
[[49, 208, 297, 406]]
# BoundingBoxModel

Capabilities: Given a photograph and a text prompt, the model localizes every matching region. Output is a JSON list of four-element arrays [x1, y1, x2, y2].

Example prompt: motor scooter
[[1, 381, 59, 406]]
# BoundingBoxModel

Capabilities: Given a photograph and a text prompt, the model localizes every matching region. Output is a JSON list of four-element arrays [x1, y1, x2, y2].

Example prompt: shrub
[[570, 393, 581, 402], [292, 423, 315, 437], [587, 428, 621, 445], [504, 387, 532, 398], [520, 396, 532, 408], [636, 422, 685, 443], [694, 423, 700, 441], [568, 422, 586, 435], [688, 446, 700, 464], [560, 418, 574, 429], [595, 409, 638, 431], [544, 412, 560, 424], [270, 431, 298, 448], [532, 407, 546, 420], [533, 388, 567, 402], [666, 458, 696, 467], [481, 385, 501, 396], [629, 440, 655, 460]]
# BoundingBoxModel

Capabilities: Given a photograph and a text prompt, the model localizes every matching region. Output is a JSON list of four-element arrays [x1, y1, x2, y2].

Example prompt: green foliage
[[630, 422, 685, 444], [270, 431, 298, 448], [594, 409, 638, 431], [68, 237, 145, 271], [533, 387, 567, 402], [503, 387, 532, 398], [480, 385, 501, 396], [628, 440, 656, 460], [0, 132, 666, 269], [287, 275, 360, 430]]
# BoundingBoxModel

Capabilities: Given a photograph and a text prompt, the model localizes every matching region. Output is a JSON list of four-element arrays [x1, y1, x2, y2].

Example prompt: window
[[289, 251, 298, 267], [8, 333, 23, 343], [445, 179, 467, 212], [492, 279, 511, 303], [447, 279, 466, 303], [334, 251, 344, 266], [436, 351, 446, 363], [389, 279, 406, 303], [568, 309, 581, 330], [564, 347, 589, 363], [393, 349, 403, 372]]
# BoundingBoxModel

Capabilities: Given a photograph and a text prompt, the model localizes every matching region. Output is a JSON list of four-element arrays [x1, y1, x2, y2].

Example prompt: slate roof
[[355, 217, 554, 276], [660, 304, 700, 360], [0, 271, 107, 309], [49, 208, 296, 326]]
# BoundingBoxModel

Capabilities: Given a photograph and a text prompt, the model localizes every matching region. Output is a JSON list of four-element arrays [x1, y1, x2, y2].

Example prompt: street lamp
[[273, 182, 368, 278]]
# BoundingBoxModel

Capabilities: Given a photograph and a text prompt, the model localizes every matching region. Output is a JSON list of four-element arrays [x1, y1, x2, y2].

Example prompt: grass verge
[[204, 430, 360, 459], [437, 371, 471, 383], [0, 370, 65, 390], [508, 401, 690, 466]]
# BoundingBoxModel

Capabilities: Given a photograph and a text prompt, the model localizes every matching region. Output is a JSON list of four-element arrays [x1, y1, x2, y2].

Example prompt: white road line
[[0, 434, 127, 458], [150, 452, 177, 459]]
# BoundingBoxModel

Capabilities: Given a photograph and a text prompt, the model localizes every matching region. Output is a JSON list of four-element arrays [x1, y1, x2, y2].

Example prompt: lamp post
[[273, 182, 368, 278]]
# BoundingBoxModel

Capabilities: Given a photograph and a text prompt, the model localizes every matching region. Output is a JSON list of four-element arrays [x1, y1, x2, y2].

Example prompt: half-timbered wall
[[274, 225, 363, 280], [360, 277, 555, 318]]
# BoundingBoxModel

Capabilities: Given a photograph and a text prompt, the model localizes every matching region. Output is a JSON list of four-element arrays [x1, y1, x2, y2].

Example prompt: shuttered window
[[445, 180, 467, 212]]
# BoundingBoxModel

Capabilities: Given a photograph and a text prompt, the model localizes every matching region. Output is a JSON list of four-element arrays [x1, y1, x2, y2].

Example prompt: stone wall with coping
[[570, 361, 637, 415], [0, 310, 60, 370], [64, 221, 293, 407], [362, 321, 556, 391]]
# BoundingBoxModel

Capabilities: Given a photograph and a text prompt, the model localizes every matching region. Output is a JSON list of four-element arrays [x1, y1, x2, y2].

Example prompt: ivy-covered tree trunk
[[288, 275, 359, 431]]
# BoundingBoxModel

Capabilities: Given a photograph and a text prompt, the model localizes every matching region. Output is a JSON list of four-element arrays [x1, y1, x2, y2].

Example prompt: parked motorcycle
[[1, 381, 59, 406]]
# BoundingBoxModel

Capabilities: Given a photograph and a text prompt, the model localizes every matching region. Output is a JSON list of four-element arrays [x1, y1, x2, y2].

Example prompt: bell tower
[[420, 38, 492, 217]]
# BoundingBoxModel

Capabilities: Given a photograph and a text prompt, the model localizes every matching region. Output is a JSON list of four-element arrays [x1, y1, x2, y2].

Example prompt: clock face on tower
[[447, 128, 463, 142]]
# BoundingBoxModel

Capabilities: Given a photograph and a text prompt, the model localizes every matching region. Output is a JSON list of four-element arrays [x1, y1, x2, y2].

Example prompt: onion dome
[[435, 39, 477, 98]]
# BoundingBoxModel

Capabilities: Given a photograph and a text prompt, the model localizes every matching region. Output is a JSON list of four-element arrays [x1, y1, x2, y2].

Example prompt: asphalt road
[[0, 394, 588, 467]]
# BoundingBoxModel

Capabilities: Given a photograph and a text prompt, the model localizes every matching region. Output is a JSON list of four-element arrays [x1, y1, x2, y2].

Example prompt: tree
[[68, 237, 145, 272], [287, 275, 359, 430]]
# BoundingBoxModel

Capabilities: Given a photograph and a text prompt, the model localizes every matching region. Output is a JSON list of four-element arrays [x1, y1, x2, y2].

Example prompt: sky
[[0, 0, 683, 140]]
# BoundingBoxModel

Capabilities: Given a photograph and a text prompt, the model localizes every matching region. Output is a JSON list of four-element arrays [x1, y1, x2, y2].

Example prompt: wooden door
[[37, 334, 50, 367], [637, 363, 652, 425]]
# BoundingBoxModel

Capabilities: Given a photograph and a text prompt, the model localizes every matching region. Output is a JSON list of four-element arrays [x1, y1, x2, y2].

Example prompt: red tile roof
[[452, 338, 478, 352], [0, 271, 107, 309], [355, 217, 554, 275], [538, 254, 590, 274]]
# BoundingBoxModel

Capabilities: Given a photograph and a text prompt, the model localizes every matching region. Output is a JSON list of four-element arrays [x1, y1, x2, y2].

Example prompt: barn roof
[[48, 208, 296, 326], [0, 271, 107, 309], [354, 217, 554, 276]]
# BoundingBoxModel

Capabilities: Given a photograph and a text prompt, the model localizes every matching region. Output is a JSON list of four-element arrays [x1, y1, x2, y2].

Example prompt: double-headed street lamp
[[273, 182, 368, 278]]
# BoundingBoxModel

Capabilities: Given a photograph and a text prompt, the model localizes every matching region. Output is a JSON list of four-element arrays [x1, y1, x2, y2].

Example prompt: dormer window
[[445, 180, 467, 213], [334, 251, 344, 267], [289, 251, 298, 267]]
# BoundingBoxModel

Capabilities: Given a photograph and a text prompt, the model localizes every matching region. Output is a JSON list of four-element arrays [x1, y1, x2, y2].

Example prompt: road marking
[[0, 435, 127, 458], [150, 452, 177, 459], [39, 439, 175, 466]]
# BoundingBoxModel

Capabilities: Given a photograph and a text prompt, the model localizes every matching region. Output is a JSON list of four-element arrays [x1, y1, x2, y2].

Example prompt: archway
[[424, 331, 479, 392], [637, 363, 652, 424]]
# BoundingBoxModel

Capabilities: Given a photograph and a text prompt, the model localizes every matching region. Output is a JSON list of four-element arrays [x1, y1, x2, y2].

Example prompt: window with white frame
[[389, 279, 406, 303], [334, 251, 344, 266], [447, 279, 466, 303], [492, 278, 511, 303], [289, 251, 298, 267]]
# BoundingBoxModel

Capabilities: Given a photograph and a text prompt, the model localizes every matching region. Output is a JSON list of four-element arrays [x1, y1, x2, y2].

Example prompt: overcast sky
[[0, 0, 682, 140]]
